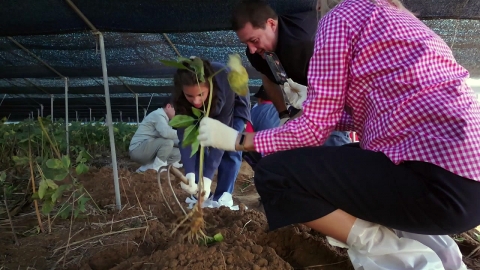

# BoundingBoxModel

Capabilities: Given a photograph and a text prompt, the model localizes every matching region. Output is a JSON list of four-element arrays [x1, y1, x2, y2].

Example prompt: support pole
[[40, 104, 44, 117], [37, 109, 40, 118], [120, 111, 122, 122], [89, 108, 92, 122], [97, 32, 122, 210], [51, 95, 54, 122], [66, 0, 121, 209], [76, 111, 78, 122], [144, 108, 147, 118], [64, 78, 69, 156], [135, 93, 139, 124]]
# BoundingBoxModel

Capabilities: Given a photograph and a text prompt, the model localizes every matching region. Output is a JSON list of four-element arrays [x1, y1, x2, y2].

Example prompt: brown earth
[[0, 160, 479, 270]]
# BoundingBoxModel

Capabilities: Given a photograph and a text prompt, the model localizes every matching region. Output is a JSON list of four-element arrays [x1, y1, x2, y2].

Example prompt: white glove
[[197, 117, 238, 151], [180, 173, 198, 195], [201, 177, 212, 201], [283, 78, 307, 110]]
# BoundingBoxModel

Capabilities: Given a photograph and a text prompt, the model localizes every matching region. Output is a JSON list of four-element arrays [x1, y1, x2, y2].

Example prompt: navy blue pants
[[254, 143, 480, 234], [213, 117, 245, 201]]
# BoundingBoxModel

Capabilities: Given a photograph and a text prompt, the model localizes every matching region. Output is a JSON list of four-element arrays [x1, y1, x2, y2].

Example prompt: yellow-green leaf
[[182, 125, 198, 147], [46, 159, 63, 169], [46, 179, 58, 189], [169, 115, 195, 128], [76, 163, 89, 175], [227, 54, 249, 96], [51, 185, 68, 202], [190, 140, 200, 158], [191, 107, 204, 118], [190, 57, 205, 82], [38, 180, 48, 199], [61, 155, 71, 169]]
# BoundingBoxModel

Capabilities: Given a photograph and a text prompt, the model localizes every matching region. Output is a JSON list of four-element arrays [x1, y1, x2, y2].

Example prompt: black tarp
[[1, 0, 478, 36], [0, 0, 478, 122]]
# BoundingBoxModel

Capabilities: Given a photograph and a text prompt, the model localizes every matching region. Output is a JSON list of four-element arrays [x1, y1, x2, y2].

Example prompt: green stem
[[196, 75, 217, 205]]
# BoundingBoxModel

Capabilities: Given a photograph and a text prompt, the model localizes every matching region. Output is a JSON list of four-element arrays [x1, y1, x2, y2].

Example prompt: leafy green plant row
[[0, 116, 136, 169]]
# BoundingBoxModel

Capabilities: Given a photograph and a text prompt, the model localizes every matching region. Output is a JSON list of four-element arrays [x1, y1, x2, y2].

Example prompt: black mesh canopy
[[0, 0, 478, 121]]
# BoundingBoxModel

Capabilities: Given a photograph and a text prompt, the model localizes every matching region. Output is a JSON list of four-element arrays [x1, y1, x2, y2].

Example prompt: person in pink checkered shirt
[[197, 0, 480, 268]]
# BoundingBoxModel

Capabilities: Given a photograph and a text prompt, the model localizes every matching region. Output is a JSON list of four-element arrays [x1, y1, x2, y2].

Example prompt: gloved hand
[[180, 173, 198, 195], [197, 117, 238, 151], [201, 177, 212, 201], [283, 78, 307, 110]]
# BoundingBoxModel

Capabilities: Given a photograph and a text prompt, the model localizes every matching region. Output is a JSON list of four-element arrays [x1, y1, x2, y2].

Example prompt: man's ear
[[266, 18, 277, 30]]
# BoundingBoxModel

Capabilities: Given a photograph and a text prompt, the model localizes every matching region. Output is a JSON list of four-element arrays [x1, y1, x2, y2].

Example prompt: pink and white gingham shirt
[[254, 0, 480, 181]]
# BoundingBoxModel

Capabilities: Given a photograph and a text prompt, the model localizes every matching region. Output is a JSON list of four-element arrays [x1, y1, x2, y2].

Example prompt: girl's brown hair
[[172, 58, 219, 117]]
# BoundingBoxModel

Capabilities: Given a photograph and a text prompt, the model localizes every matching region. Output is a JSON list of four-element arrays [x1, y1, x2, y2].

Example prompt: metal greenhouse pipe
[[89, 108, 92, 122], [66, 0, 122, 210], [51, 95, 54, 122], [97, 32, 122, 210], [65, 77, 70, 156], [40, 104, 44, 117], [135, 94, 139, 124]]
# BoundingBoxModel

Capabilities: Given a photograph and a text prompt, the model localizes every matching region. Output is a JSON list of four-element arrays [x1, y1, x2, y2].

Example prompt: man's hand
[[180, 173, 198, 195], [197, 117, 238, 151], [283, 79, 307, 109]]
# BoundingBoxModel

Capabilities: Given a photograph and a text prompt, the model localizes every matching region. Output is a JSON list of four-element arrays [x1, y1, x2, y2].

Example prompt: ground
[[1, 160, 480, 270]]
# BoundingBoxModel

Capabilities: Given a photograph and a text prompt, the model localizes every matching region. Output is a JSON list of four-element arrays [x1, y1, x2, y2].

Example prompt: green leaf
[[190, 140, 200, 158], [46, 179, 58, 189], [182, 125, 199, 147], [190, 57, 205, 82], [78, 196, 90, 209], [38, 180, 48, 199], [191, 107, 204, 118], [169, 115, 196, 128], [58, 205, 72, 219], [74, 196, 90, 218], [61, 156, 71, 169], [213, 233, 224, 242], [42, 167, 69, 181], [76, 163, 89, 175], [41, 200, 54, 215], [159, 59, 189, 69], [32, 192, 40, 200], [51, 184, 69, 202], [0, 171, 6, 183], [12, 156, 29, 166], [46, 159, 63, 169]]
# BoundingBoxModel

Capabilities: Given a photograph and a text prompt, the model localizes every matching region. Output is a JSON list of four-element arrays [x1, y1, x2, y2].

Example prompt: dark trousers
[[254, 143, 480, 234]]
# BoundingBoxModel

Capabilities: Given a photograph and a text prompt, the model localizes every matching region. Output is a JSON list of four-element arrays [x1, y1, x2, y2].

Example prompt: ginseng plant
[[160, 54, 249, 243]]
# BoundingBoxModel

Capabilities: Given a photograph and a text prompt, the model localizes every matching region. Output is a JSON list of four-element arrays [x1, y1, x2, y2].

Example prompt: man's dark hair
[[231, 0, 278, 31], [160, 100, 171, 108]]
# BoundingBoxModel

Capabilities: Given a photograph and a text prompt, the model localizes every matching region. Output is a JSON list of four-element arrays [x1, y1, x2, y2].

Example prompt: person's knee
[[165, 139, 174, 148]]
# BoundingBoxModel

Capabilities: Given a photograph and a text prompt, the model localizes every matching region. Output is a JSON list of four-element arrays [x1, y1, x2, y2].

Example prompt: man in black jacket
[[231, 0, 351, 145]]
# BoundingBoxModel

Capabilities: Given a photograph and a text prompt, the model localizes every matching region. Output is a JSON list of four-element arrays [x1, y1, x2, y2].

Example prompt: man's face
[[235, 19, 277, 58], [164, 104, 175, 120]]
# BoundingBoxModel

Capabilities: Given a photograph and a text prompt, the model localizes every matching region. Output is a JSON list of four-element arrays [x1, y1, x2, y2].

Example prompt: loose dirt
[[0, 161, 479, 269]]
